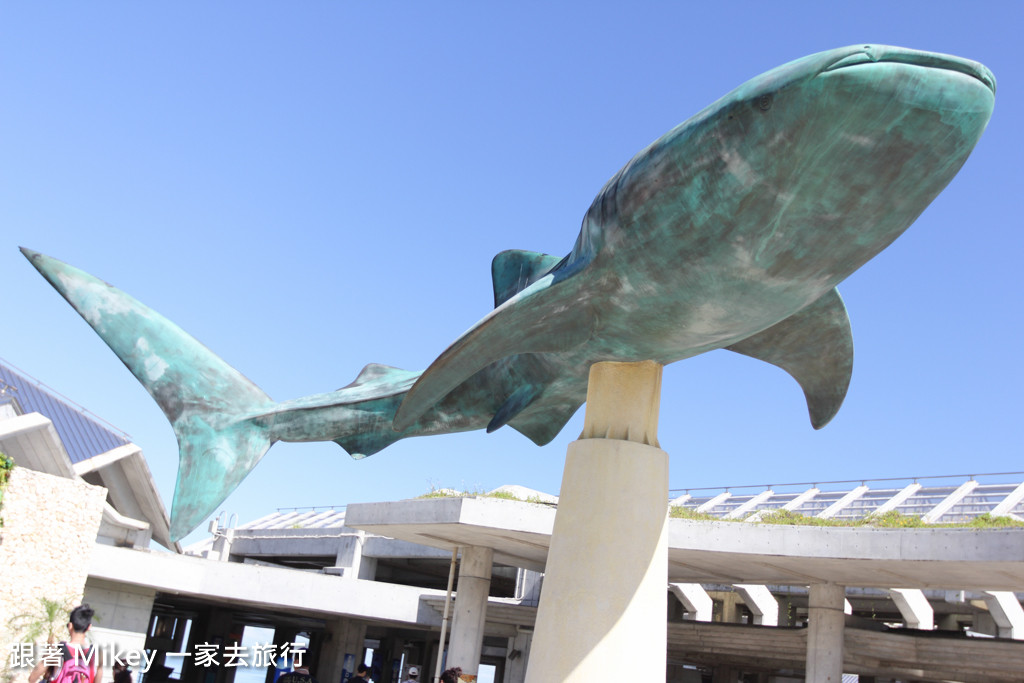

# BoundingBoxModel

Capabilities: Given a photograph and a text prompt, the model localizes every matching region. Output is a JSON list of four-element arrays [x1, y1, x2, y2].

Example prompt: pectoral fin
[[509, 400, 583, 446], [726, 288, 853, 429], [487, 383, 543, 433], [394, 275, 595, 431]]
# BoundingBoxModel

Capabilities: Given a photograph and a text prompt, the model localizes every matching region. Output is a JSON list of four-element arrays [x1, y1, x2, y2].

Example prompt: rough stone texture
[[0, 467, 106, 683]]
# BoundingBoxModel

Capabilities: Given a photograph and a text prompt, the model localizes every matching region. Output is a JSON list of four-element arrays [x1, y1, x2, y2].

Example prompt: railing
[[670, 471, 1024, 495]]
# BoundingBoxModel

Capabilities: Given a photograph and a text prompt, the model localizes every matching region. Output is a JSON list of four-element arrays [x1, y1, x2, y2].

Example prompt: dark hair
[[69, 604, 94, 634], [356, 664, 368, 674], [440, 667, 462, 683]]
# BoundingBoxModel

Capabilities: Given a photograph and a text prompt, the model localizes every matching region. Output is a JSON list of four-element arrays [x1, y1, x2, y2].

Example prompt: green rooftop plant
[[668, 504, 1023, 529], [0, 451, 14, 528], [669, 506, 722, 522], [416, 486, 549, 505], [963, 512, 1024, 528]]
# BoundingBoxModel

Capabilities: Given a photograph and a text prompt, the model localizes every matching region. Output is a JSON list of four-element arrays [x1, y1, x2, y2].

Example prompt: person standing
[[439, 667, 462, 683], [400, 665, 420, 683], [28, 604, 101, 683], [277, 663, 318, 683]]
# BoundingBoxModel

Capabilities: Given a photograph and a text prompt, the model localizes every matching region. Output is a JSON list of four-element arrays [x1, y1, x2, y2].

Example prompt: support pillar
[[734, 584, 779, 626], [670, 583, 714, 622], [526, 361, 667, 682], [889, 588, 934, 630], [505, 630, 532, 683], [318, 619, 366, 683], [806, 583, 845, 682], [983, 591, 1024, 639], [446, 545, 493, 677], [712, 666, 737, 683]]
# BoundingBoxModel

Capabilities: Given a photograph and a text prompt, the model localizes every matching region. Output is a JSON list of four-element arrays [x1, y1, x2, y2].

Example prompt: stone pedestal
[[526, 361, 668, 682]]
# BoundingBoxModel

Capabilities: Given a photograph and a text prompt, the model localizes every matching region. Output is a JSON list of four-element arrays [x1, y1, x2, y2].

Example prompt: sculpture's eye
[[757, 94, 773, 112]]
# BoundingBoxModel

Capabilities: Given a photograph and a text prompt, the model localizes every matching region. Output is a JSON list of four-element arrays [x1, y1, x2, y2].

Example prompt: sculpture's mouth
[[822, 45, 996, 94]]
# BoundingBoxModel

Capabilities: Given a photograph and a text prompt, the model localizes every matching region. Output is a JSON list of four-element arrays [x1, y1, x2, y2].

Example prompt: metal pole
[[435, 547, 458, 682]]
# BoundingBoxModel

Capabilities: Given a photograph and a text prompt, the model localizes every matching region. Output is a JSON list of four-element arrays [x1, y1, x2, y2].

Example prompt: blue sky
[[4, 2, 1022, 546]]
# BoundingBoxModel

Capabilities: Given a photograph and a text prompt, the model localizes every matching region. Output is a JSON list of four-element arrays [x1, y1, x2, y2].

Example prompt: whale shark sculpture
[[24, 45, 995, 540]]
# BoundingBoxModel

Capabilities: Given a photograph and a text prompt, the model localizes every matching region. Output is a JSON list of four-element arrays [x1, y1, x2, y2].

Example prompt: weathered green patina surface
[[24, 45, 996, 540]]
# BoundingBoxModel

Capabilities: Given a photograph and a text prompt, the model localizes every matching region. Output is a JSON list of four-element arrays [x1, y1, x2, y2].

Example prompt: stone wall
[[0, 467, 107, 683]]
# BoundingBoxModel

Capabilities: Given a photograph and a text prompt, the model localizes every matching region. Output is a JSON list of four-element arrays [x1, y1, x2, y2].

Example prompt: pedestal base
[[526, 437, 668, 681]]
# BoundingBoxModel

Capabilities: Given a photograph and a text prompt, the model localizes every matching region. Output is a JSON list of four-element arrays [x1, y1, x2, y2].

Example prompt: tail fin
[[22, 248, 276, 540]]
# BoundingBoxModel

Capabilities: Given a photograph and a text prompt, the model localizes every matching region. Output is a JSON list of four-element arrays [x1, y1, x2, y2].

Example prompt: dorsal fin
[[347, 363, 419, 387], [491, 249, 564, 307]]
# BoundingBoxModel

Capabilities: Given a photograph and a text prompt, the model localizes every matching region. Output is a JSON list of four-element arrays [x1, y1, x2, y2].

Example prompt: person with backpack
[[277, 662, 317, 683], [28, 604, 101, 683]]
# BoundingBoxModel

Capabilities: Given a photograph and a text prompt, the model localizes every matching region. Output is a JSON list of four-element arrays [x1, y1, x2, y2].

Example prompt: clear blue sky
[[4, 2, 1022, 546]]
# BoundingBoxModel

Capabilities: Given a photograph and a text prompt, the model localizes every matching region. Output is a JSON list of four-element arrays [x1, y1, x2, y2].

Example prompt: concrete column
[[514, 568, 543, 607], [806, 583, 846, 682], [318, 619, 366, 683], [710, 590, 742, 623], [711, 666, 737, 683], [670, 583, 714, 622], [446, 546, 493, 676], [425, 636, 441, 683], [332, 530, 378, 580], [526, 361, 668, 682], [504, 630, 531, 683]]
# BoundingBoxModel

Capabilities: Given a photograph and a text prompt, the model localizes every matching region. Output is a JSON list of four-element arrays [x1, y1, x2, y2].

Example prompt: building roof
[[0, 360, 130, 464], [0, 359, 178, 551], [670, 474, 1024, 523], [345, 495, 1024, 590], [233, 475, 1024, 535]]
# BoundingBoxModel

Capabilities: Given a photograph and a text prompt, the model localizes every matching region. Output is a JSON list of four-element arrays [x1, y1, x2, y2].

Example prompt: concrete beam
[[874, 482, 921, 515], [670, 493, 692, 506], [73, 443, 139, 475], [725, 490, 774, 519], [0, 412, 77, 477], [333, 529, 377, 580], [991, 482, 1024, 517], [733, 584, 779, 626], [696, 491, 731, 513], [783, 487, 820, 511], [669, 583, 713, 622], [983, 591, 1024, 639], [922, 480, 978, 523], [89, 544, 445, 627], [819, 485, 868, 519], [889, 588, 934, 630]]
